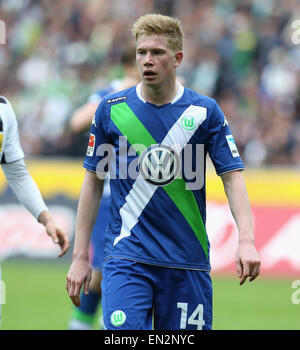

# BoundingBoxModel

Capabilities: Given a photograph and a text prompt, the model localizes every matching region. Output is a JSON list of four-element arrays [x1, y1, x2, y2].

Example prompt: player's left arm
[[221, 170, 261, 285]]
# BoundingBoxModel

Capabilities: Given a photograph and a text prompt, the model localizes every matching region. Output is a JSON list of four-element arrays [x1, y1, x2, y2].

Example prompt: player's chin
[[143, 74, 159, 83]]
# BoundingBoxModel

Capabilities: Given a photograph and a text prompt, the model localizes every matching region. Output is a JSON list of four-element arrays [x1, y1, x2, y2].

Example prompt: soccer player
[[0, 96, 70, 322], [66, 14, 260, 330], [68, 48, 139, 330], [69, 47, 139, 135]]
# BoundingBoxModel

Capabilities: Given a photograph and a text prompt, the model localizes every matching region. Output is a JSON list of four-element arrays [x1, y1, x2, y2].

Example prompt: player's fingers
[[249, 261, 261, 282], [73, 281, 82, 296], [239, 262, 250, 286], [67, 279, 75, 299], [83, 277, 90, 296], [67, 279, 81, 307], [239, 275, 248, 285], [235, 258, 243, 279], [66, 278, 71, 294], [73, 281, 83, 306], [58, 234, 70, 257], [71, 295, 81, 307], [47, 226, 59, 244]]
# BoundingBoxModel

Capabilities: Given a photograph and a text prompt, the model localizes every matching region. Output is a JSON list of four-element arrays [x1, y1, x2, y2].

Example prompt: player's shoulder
[[0, 96, 16, 120], [102, 86, 136, 107], [94, 86, 136, 127], [182, 87, 217, 111]]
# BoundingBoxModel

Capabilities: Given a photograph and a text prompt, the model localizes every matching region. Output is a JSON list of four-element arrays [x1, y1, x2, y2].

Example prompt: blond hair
[[131, 14, 183, 52]]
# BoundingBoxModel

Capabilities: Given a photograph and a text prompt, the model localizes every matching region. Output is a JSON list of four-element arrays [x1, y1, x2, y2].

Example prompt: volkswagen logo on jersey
[[138, 144, 181, 186]]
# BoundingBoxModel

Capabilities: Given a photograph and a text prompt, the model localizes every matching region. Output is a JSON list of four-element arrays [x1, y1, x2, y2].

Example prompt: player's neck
[[141, 79, 178, 106]]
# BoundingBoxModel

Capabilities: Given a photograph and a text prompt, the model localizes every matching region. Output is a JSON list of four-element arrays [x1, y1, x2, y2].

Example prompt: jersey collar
[[136, 81, 184, 105]]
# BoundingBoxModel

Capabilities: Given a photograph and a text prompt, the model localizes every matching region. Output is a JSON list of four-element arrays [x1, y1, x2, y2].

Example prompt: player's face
[[136, 34, 182, 88]]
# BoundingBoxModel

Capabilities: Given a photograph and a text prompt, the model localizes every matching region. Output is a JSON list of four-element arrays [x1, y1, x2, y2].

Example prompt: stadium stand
[[0, 0, 299, 165]]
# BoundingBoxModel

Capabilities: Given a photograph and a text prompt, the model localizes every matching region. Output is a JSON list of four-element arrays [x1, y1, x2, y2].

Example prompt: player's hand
[[66, 258, 92, 307], [45, 222, 70, 258], [38, 210, 70, 257], [235, 241, 261, 285]]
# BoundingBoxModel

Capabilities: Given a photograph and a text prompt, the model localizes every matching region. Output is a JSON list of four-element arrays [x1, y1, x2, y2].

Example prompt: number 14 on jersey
[[177, 303, 205, 330]]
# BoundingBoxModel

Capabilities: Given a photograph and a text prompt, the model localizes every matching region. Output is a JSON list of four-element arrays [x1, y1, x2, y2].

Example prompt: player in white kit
[[0, 96, 70, 323]]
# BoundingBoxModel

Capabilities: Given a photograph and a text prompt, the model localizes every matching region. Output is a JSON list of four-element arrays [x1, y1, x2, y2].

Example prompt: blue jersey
[[84, 83, 244, 271]]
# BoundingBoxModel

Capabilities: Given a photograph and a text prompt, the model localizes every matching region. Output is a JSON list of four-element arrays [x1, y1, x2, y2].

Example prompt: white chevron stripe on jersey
[[113, 105, 207, 246], [114, 175, 156, 246]]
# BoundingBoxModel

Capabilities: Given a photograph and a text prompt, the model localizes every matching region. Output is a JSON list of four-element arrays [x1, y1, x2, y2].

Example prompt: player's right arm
[[67, 97, 110, 306], [66, 169, 104, 307]]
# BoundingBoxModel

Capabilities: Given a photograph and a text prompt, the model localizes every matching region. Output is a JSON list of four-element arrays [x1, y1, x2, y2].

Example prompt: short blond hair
[[131, 13, 183, 52]]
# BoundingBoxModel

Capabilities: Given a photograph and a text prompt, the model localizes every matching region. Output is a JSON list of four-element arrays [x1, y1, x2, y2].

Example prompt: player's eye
[[153, 50, 163, 55]]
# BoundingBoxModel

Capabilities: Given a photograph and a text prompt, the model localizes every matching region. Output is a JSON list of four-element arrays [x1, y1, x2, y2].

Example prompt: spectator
[[0, 0, 299, 165]]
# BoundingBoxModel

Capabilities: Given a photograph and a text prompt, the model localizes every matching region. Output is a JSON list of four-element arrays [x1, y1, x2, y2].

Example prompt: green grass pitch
[[0, 259, 299, 330]]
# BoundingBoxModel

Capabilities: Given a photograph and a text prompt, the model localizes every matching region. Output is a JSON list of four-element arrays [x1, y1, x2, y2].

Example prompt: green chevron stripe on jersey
[[163, 179, 208, 259], [111, 102, 156, 156], [110, 102, 208, 259]]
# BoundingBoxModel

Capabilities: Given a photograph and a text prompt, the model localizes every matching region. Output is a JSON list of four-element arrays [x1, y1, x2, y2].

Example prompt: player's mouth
[[143, 70, 157, 80]]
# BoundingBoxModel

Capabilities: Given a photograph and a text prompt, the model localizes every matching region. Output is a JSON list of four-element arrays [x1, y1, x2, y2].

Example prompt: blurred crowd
[[0, 0, 299, 166]]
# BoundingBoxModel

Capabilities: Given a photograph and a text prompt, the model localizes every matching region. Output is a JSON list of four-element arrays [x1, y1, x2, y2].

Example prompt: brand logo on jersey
[[92, 115, 97, 127], [223, 116, 229, 127], [107, 96, 127, 104], [86, 133, 95, 156], [181, 116, 196, 131], [110, 310, 126, 326], [138, 144, 181, 186]]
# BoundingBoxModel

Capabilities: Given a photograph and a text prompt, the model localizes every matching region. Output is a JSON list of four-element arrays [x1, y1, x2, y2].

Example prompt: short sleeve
[[207, 101, 244, 175], [83, 99, 111, 176]]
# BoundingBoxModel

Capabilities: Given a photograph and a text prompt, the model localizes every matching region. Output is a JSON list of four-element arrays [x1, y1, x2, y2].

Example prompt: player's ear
[[174, 51, 183, 68]]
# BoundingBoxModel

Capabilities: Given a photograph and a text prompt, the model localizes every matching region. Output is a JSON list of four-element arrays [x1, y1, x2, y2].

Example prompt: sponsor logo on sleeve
[[226, 134, 240, 158], [86, 133, 96, 156]]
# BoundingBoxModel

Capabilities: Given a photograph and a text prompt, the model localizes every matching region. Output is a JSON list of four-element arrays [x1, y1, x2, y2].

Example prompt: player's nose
[[143, 52, 154, 66]]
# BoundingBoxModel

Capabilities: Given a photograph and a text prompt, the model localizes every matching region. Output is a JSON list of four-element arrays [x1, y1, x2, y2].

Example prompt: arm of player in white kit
[[0, 97, 70, 256], [2, 159, 70, 257]]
